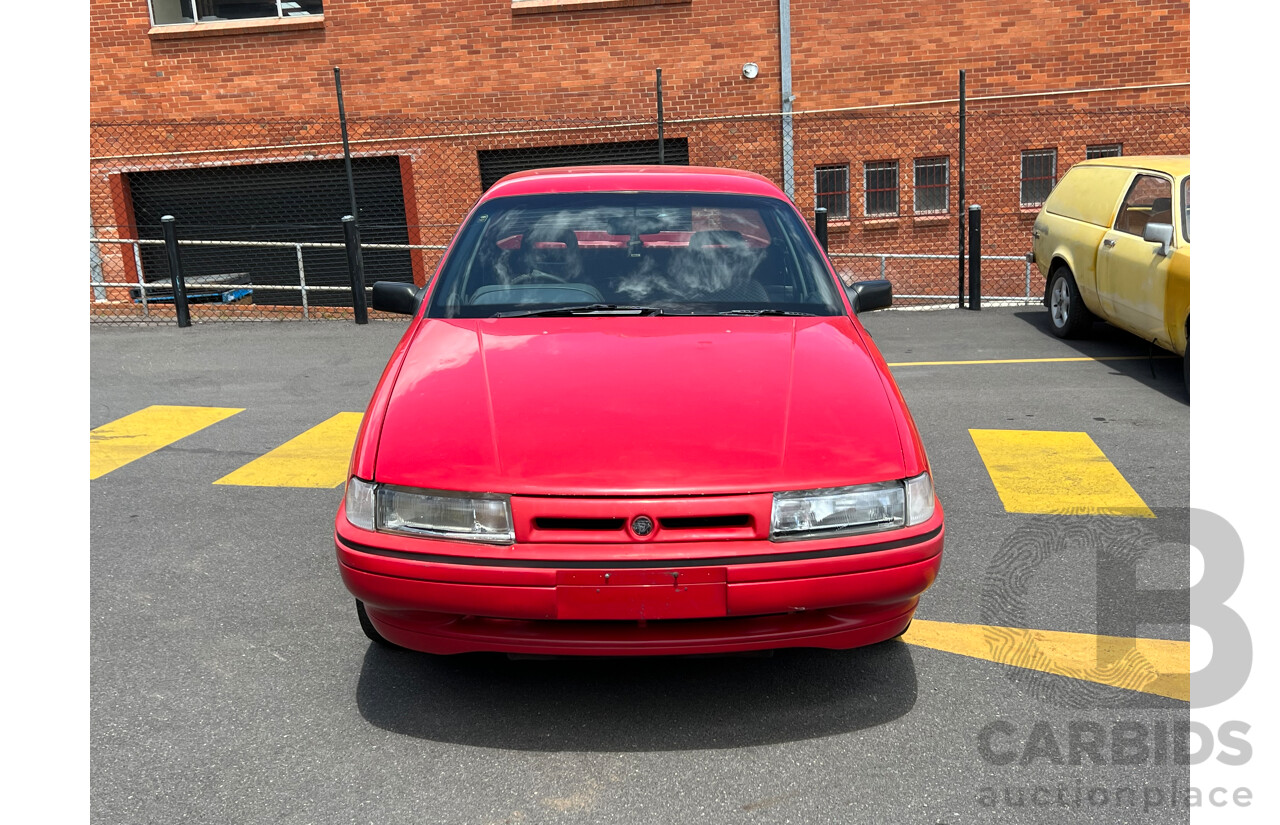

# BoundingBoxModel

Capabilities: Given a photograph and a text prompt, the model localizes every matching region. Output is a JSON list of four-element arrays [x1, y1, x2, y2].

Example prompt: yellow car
[[1030, 155, 1190, 384]]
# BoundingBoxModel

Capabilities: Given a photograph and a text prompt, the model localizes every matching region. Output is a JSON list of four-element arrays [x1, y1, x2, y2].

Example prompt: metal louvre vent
[[477, 139, 690, 191], [126, 156, 414, 306]]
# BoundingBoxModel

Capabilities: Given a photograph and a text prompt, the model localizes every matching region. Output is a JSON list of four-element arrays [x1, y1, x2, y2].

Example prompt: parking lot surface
[[91, 307, 1190, 824]]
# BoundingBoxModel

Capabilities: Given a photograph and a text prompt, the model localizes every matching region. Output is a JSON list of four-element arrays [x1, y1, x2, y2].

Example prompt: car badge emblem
[[631, 515, 655, 536]]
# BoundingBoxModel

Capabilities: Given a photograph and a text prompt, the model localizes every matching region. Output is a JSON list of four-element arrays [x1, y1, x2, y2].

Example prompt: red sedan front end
[[335, 166, 943, 656]]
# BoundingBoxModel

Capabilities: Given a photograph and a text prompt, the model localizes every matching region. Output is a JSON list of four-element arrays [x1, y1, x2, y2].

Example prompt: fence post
[[296, 244, 309, 320], [814, 206, 828, 253], [968, 204, 981, 311], [133, 241, 148, 318], [342, 215, 368, 324], [160, 215, 191, 328], [656, 68, 664, 165], [957, 69, 967, 309]]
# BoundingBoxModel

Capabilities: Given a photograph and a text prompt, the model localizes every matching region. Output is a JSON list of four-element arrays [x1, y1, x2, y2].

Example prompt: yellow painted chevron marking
[[90, 405, 243, 480], [969, 428, 1154, 517], [902, 619, 1189, 702], [887, 355, 1176, 367], [214, 412, 363, 488]]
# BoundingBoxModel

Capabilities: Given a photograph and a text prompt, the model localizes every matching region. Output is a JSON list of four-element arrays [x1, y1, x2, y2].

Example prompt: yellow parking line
[[90, 405, 243, 480], [969, 429, 1154, 517], [214, 412, 363, 488], [902, 619, 1189, 701], [887, 355, 1177, 367]]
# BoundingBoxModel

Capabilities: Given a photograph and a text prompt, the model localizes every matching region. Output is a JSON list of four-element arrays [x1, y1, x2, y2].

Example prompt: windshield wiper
[[716, 309, 817, 316], [494, 303, 665, 318]]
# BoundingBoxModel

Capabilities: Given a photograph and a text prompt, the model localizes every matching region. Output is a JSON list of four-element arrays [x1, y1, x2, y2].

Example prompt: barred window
[[151, 1, 323, 25], [1086, 144, 1123, 159], [1020, 149, 1057, 208], [864, 160, 899, 217], [913, 157, 948, 214], [814, 165, 850, 220]]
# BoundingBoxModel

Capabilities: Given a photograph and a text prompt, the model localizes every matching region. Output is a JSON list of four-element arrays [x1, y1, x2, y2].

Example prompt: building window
[[150, 1, 323, 26], [864, 160, 899, 217], [1086, 144, 1123, 159], [1020, 149, 1057, 208], [814, 165, 850, 220], [913, 157, 948, 214]]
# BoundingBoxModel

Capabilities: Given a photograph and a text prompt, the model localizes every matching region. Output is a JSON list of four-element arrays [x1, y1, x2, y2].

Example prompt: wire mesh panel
[[89, 99, 1189, 322]]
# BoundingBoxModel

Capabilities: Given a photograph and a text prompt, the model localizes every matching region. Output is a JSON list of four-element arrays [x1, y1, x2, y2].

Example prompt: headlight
[[344, 479, 514, 544], [771, 472, 935, 540]]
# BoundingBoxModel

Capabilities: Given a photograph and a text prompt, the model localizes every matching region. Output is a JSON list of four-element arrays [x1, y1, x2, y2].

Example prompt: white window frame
[[814, 164, 851, 221], [149, 1, 321, 26], [863, 160, 900, 217], [1086, 143, 1123, 159], [1020, 149, 1057, 209], [912, 156, 949, 215]]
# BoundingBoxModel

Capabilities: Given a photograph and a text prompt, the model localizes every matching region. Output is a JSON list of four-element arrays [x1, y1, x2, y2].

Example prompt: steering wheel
[[510, 271, 570, 285]]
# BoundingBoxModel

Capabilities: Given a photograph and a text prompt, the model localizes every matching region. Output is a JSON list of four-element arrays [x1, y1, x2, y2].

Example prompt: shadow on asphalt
[[1012, 310, 1188, 405], [355, 642, 917, 751]]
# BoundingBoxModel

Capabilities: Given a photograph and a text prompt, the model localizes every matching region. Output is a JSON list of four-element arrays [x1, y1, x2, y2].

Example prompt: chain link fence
[[90, 93, 1188, 324]]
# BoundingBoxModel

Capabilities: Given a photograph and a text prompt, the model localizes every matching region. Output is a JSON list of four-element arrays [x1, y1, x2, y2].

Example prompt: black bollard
[[160, 215, 190, 328], [342, 215, 368, 325], [967, 204, 981, 311]]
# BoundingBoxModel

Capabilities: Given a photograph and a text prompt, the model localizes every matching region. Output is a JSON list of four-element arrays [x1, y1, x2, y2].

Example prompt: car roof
[[481, 165, 789, 201], [1076, 155, 1190, 177]]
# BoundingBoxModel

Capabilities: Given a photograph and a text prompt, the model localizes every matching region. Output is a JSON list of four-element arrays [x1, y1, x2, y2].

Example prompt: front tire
[[1047, 266, 1093, 339], [356, 600, 401, 649]]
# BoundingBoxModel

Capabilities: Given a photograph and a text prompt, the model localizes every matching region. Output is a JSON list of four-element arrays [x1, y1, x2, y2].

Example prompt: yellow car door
[[1095, 173, 1175, 347]]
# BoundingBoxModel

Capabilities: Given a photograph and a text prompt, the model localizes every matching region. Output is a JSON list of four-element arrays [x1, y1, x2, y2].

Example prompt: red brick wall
[[90, 1, 1190, 305], [90, 1, 1188, 120]]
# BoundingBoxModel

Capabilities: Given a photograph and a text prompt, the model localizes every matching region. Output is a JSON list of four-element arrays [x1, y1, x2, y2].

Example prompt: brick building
[[89, 1, 1190, 315]]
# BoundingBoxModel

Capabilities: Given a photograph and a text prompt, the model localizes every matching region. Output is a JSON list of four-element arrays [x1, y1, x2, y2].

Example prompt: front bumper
[[335, 507, 943, 656]]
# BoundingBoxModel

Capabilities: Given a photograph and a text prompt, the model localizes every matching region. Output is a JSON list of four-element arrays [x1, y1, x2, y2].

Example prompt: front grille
[[535, 517, 626, 531], [658, 515, 751, 530]]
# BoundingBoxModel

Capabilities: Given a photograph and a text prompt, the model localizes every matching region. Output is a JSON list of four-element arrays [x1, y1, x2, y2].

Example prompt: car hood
[[374, 316, 906, 496]]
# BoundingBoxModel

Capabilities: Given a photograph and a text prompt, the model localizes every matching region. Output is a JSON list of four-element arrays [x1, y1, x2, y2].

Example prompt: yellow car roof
[[1077, 155, 1190, 177]]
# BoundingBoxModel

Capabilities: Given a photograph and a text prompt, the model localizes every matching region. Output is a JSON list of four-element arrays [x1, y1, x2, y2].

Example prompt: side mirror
[[845, 279, 893, 313], [1143, 222, 1175, 257], [371, 281, 424, 315]]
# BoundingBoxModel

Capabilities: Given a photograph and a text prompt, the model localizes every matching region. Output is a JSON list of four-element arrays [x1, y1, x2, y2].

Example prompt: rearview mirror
[[1143, 222, 1174, 257], [371, 281, 424, 315], [845, 279, 893, 313]]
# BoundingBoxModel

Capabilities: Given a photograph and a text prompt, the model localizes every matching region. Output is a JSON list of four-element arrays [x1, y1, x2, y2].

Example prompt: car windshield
[[426, 192, 846, 318]]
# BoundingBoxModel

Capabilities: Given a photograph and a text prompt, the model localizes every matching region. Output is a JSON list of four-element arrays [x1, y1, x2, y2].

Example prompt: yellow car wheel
[[1048, 266, 1093, 339]]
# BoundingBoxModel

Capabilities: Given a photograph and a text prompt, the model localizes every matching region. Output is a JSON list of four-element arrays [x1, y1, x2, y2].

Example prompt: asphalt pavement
[[91, 306, 1191, 824]]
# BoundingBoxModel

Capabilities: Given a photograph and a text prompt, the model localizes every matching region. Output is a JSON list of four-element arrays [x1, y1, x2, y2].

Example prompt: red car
[[335, 165, 943, 656]]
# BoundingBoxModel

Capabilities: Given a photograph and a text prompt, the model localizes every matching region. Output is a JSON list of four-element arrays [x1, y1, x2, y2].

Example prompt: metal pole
[[90, 216, 106, 302], [333, 68, 360, 225], [134, 241, 148, 318], [342, 215, 368, 324], [779, 0, 795, 199], [968, 204, 981, 311], [957, 69, 967, 309], [656, 68, 664, 165], [161, 215, 190, 328], [814, 207, 828, 253], [296, 244, 309, 320]]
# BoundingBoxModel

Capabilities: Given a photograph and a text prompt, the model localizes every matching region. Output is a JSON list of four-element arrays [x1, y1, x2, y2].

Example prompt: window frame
[[1019, 148, 1058, 209], [813, 164, 851, 221], [149, 1, 323, 26], [912, 156, 949, 215], [863, 160, 900, 218], [1085, 143, 1123, 160]]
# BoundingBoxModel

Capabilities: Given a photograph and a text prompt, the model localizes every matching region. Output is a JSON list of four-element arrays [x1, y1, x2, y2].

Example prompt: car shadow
[[1013, 310, 1188, 405], [355, 641, 918, 751]]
